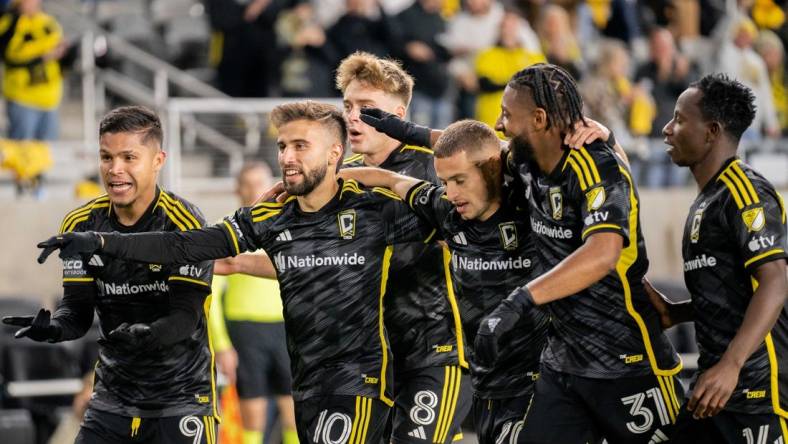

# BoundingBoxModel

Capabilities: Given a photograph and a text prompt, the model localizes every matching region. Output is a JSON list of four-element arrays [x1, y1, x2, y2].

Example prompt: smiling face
[[662, 88, 711, 168], [277, 119, 343, 196], [99, 131, 164, 208], [495, 85, 540, 164], [343, 79, 407, 155]]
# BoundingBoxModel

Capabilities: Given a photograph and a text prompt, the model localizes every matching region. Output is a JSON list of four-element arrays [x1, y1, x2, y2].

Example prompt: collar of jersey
[[108, 186, 161, 232], [294, 181, 344, 216], [704, 156, 740, 194]]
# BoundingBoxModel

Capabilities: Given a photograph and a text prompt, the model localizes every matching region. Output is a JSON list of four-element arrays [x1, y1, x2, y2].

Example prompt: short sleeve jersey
[[405, 181, 549, 398], [682, 157, 788, 414], [343, 146, 467, 372], [60, 188, 217, 418], [511, 142, 680, 378]]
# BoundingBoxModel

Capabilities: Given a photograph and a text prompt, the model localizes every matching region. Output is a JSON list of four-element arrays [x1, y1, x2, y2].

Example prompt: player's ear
[[328, 142, 344, 167], [152, 149, 167, 173], [532, 108, 548, 131], [394, 104, 407, 119], [706, 121, 722, 144]]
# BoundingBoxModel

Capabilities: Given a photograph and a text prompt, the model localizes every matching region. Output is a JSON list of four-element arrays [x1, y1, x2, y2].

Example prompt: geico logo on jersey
[[62, 259, 87, 277], [97, 279, 168, 295], [450, 251, 531, 271], [530, 217, 573, 239], [683, 254, 717, 271], [178, 265, 203, 278], [584, 211, 609, 226], [273, 252, 366, 272], [748, 235, 776, 252]]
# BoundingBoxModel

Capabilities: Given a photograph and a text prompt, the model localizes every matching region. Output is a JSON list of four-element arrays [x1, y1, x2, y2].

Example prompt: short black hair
[[507, 63, 586, 133], [689, 73, 756, 141], [99, 106, 163, 148], [433, 120, 500, 159]]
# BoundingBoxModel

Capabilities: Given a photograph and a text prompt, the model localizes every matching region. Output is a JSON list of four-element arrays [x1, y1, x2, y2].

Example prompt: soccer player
[[649, 73, 787, 442], [336, 52, 470, 443], [485, 63, 683, 443], [338, 119, 549, 444], [210, 162, 298, 444], [3, 106, 218, 443], [37, 101, 437, 444]]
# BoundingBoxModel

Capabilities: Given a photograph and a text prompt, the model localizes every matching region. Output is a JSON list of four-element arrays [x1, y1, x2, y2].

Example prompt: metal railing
[[164, 98, 342, 190]]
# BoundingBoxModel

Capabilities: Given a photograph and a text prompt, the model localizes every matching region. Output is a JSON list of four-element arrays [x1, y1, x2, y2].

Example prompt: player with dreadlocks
[[474, 63, 683, 443]]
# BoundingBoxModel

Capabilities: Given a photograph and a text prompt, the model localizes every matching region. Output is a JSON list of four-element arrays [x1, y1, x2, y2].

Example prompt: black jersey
[[98, 180, 434, 405], [682, 157, 788, 415], [60, 188, 216, 418], [405, 181, 549, 398], [343, 146, 467, 372], [511, 142, 680, 379]]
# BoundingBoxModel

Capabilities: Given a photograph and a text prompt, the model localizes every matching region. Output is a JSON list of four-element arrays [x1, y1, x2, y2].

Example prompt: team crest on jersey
[[499, 222, 518, 250], [337, 210, 356, 239], [549, 187, 562, 220], [149, 264, 162, 272], [742, 207, 765, 232], [690, 208, 704, 244], [585, 187, 606, 212]]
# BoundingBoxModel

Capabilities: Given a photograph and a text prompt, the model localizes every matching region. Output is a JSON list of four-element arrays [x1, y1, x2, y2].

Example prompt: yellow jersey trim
[[378, 246, 395, 407], [342, 153, 364, 165], [372, 187, 401, 201], [401, 145, 434, 155], [730, 162, 760, 204], [442, 247, 468, 369], [745, 249, 786, 268], [617, 167, 682, 377], [63, 277, 94, 283], [202, 295, 222, 421], [60, 198, 110, 233], [407, 182, 431, 208], [222, 220, 240, 255], [168, 276, 211, 287], [160, 192, 202, 228], [581, 223, 623, 240]]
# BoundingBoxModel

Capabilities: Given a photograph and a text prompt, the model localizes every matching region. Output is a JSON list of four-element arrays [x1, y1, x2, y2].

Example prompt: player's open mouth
[[108, 181, 132, 192], [455, 202, 468, 213], [284, 169, 302, 179]]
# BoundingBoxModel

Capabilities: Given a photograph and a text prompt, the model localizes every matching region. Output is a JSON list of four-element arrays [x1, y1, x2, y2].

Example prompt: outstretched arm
[[359, 108, 442, 148], [214, 253, 277, 279], [338, 167, 422, 200]]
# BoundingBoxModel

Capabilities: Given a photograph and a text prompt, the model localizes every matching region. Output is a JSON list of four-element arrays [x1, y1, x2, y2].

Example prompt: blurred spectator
[[475, 12, 546, 128], [634, 27, 695, 186], [440, 0, 505, 119], [276, 3, 332, 96], [440, 0, 542, 119], [755, 30, 788, 135], [585, 0, 641, 43], [713, 13, 780, 139], [206, 0, 300, 97], [394, 0, 454, 128], [0, 0, 65, 141], [322, 0, 397, 68], [537, 4, 584, 80], [580, 39, 656, 176]]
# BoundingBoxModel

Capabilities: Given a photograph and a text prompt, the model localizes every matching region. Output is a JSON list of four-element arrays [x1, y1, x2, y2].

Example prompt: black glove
[[2, 308, 62, 342], [474, 287, 536, 368], [359, 108, 432, 148], [37, 232, 103, 264], [109, 322, 156, 349]]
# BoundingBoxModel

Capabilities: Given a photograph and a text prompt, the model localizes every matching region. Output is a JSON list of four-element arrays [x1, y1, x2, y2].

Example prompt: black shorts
[[76, 408, 218, 444], [226, 320, 292, 398], [673, 406, 788, 444], [294, 395, 390, 444], [518, 366, 685, 444], [472, 394, 532, 444], [390, 365, 471, 444]]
